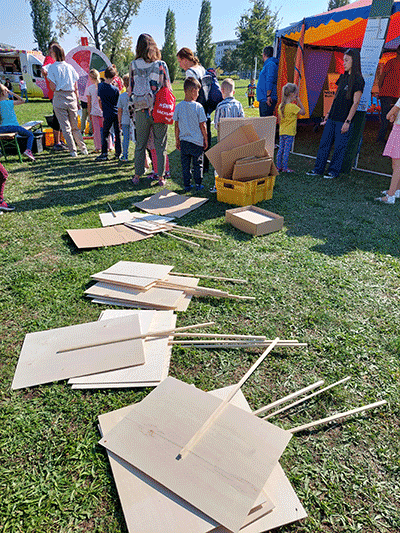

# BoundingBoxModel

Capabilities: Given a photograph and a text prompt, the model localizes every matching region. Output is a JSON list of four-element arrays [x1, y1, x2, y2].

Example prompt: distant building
[[214, 39, 239, 67]]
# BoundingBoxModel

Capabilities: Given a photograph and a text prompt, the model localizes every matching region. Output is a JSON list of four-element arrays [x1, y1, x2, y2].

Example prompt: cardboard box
[[225, 205, 284, 236], [232, 157, 272, 182], [220, 139, 267, 178], [205, 124, 259, 178], [218, 117, 276, 162]]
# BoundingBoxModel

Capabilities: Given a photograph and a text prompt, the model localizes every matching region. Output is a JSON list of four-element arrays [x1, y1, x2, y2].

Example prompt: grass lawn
[[0, 81, 399, 533]]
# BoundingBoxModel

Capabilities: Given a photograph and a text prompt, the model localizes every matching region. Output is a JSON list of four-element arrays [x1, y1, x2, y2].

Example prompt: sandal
[[132, 176, 140, 185], [375, 194, 395, 204], [158, 178, 166, 187]]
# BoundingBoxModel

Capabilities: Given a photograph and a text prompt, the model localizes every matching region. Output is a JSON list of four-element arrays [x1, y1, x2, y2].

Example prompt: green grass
[[0, 82, 399, 533]]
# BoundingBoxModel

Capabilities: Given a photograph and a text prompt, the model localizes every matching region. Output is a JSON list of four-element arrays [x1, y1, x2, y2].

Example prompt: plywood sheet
[[11, 315, 145, 390], [103, 260, 173, 280], [69, 310, 175, 387], [99, 210, 133, 227], [134, 189, 208, 218], [98, 387, 262, 533], [99, 377, 291, 533], [67, 225, 151, 249], [218, 117, 276, 162], [164, 273, 199, 312], [91, 272, 158, 290], [85, 282, 184, 310]]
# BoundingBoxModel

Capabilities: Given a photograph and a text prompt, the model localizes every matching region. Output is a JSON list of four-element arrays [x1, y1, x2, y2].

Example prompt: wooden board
[[99, 210, 133, 227], [164, 274, 199, 312], [99, 377, 291, 533], [218, 117, 276, 162], [69, 310, 176, 387], [85, 282, 184, 310], [103, 260, 173, 280], [66, 225, 151, 249], [11, 315, 145, 390], [98, 387, 266, 533], [91, 272, 158, 290], [134, 189, 208, 218]]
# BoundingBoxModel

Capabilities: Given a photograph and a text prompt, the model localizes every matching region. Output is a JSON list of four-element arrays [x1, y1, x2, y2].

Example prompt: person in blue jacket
[[256, 46, 278, 117]]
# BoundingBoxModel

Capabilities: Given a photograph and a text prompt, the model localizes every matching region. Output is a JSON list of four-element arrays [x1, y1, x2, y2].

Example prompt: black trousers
[[180, 140, 204, 188], [101, 114, 121, 157]]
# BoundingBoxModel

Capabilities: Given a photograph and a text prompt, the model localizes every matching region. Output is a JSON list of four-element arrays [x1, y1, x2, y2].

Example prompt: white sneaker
[[381, 189, 400, 198], [375, 194, 395, 204], [70, 151, 78, 157]]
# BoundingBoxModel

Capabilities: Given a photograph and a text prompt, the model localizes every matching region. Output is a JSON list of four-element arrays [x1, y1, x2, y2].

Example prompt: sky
[[0, 0, 334, 53]]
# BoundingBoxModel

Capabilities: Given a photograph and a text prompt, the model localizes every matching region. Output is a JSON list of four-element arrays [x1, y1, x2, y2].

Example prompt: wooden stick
[[170, 332, 269, 340], [168, 340, 305, 346], [169, 342, 307, 349], [263, 376, 352, 420], [166, 224, 221, 238], [289, 400, 387, 434], [171, 272, 248, 284], [56, 322, 215, 353], [162, 232, 200, 247], [177, 338, 280, 460], [253, 380, 325, 416], [107, 202, 116, 217]]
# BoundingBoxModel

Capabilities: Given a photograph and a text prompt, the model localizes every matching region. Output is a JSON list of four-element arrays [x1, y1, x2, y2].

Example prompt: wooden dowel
[[168, 340, 304, 346], [263, 376, 352, 420], [177, 338, 280, 460], [169, 342, 306, 349], [107, 203, 116, 217], [56, 321, 215, 353], [171, 272, 248, 284], [171, 332, 269, 339], [289, 400, 387, 434], [163, 232, 200, 247], [166, 224, 221, 238], [253, 380, 325, 416]]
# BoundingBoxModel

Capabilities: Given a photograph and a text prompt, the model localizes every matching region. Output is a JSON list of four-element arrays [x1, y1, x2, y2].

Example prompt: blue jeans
[[259, 99, 277, 117], [314, 119, 353, 177], [277, 135, 294, 170], [121, 124, 130, 159], [180, 140, 204, 188], [0, 125, 34, 151], [21, 88, 28, 102]]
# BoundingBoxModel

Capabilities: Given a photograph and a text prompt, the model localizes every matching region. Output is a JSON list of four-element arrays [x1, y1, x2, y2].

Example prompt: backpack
[[152, 87, 176, 124], [188, 66, 223, 115], [131, 60, 155, 111]]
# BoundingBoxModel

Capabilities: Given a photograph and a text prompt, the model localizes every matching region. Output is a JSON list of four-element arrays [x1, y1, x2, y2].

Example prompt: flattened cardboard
[[11, 315, 145, 390], [99, 210, 133, 227], [69, 310, 176, 387], [206, 124, 260, 178], [67, 225, 151, 249], [99, 377, 291, 533], [134, 189, 208, 218], [85, 282, 184, 310], [220, 139, 267, 178], [98, 387, 271, 533], [233, 157, 272, 182], [218, 117, 276, 162], [226, 206, 284, 236]]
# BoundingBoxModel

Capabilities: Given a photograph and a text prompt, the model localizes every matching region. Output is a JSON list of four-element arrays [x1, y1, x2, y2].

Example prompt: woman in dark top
[[308, 49, 365, 179]]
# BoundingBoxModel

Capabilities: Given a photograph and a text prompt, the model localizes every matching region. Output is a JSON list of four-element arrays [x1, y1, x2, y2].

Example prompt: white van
[[0, 48, 48, 98]]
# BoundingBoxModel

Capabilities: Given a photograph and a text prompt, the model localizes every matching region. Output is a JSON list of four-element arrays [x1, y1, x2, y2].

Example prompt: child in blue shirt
[[96, 66, 121, 161], [173, 77, 207, 192]]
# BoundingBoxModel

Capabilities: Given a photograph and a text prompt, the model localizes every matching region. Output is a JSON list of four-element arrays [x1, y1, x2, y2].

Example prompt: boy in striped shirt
[[210, 78, 244, 192]]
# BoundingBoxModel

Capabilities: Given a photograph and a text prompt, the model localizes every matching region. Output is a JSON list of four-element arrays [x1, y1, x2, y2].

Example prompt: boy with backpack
[[173, 77, 208, 192], [96, 65, 122, 162]]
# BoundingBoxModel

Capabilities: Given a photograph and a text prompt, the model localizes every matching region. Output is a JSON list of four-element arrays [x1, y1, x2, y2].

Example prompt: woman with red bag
[[129, 34, 171, 187]]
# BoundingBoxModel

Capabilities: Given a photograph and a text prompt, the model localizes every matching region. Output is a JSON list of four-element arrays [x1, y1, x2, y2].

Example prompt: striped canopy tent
[[275, 0, 400, 118]]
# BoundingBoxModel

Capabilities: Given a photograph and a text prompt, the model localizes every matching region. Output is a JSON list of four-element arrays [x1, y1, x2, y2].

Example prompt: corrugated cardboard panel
[[233, 158, 272, 182], [134, 189, 208, 218], [11, 315, 145, 390], [221, 139, 267, 178], [218, 117, 276, 162], [67, 225, 151, 249], [99, 377, 291, 533]]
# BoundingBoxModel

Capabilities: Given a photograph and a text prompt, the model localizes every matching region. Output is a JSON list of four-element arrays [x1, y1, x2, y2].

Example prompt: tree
[[103, 35, 134, 76], [54, 0, 142, 55], [195, 0, 215, 68], [328, 0, 349, 10], [220, 49, 236, 74], [29, 0, 55, 53], [235, 0, 279, 70], [162, 9, 179, 83]]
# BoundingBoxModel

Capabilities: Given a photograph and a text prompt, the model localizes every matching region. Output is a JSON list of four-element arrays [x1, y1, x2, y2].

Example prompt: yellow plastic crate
[[216, 175, 275, 206], [43, 128, 54, 147]]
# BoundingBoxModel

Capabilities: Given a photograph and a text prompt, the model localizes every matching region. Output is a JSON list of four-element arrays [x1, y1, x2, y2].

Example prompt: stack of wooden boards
[[85, 261, 254, 311], [11, 310, 176, 390], [98, 377, 307, 533]]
